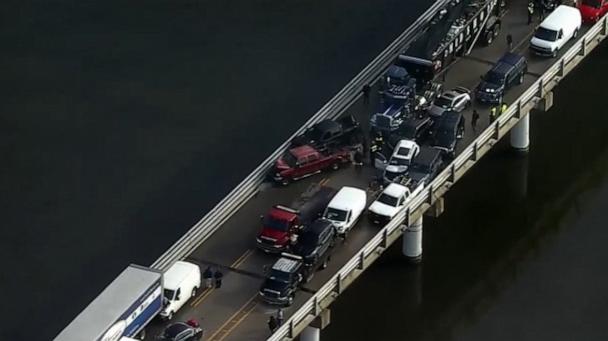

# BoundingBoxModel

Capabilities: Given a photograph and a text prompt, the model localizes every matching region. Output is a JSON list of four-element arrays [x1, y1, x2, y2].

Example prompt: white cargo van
[[160, 261, 201, 320], [323, 186, 367, 237], [530, 5, 582, 57]]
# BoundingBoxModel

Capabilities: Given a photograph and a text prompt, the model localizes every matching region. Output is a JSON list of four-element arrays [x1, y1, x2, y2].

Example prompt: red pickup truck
[[272, 145, 351, 185]]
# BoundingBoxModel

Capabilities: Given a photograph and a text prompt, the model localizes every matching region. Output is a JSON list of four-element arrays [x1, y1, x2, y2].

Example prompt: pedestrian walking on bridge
[[527, 1, 535, 25], [203, 266, 213, 289], [214, 269, 223, 289], [277, 308, 284, 326], [472, 109, 480, 132], [268, 316, 278, 334]]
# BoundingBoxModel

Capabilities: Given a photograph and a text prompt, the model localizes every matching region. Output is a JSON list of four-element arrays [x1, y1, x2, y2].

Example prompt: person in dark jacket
[[214, 269, 223, 289], [268, 316, 278, 334], [472, 109, 480, 132], [203, 267, 213, 289]]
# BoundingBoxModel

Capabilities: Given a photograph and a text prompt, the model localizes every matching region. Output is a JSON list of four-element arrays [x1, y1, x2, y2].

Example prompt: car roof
[[314, 120, 341, 134], [272, 256, 301, 273], [437, 111, 462, 127], [383, 183, 408, 197], [541, 5, 580, 31], [269, 205, 298, 221], [413, 146, 442, 165], [289, 145, 318, 159], [327, 186, 366, 211], [164, 261, 198, 290], [396, 139, 417, 150], [164, 323, 190, 338]]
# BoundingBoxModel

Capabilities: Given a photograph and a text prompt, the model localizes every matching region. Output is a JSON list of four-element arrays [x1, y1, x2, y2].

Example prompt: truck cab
[[160, 261, 201, 320], [257, 185, 336, 253], [259, 254, 304, 306], [323, 186, 367, 237]]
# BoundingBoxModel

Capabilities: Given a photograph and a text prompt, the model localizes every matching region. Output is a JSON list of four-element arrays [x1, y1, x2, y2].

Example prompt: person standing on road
[[472, 109, 480, 132], [214, 269, 223, 289], [500, 102, 508, 116], [362, 83, 371, 104], [489, 106, 498, 123], [268, 316, 278, 334], [276, 308, 284, 326], [203, 266, 213, 289], [506, 34, 513, 51], [527, 1, 535, 25]]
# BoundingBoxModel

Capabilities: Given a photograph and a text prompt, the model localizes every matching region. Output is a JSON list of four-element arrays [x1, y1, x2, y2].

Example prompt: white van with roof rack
[[530, 5, 582, 58]]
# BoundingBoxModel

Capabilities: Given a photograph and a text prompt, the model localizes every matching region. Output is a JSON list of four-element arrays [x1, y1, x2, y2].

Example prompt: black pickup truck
[[291, 115, 362, 150]]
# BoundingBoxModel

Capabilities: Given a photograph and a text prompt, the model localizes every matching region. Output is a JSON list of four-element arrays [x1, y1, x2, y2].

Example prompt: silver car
[[428, 87, 471, 117]]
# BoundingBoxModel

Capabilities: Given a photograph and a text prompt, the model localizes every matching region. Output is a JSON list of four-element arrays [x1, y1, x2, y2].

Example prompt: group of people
[[267, 308, 285, 334], [202, 266, 224, 289]]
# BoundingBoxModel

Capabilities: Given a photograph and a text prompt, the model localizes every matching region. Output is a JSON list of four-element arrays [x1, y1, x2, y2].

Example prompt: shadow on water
[[324, 44, 608, 340]]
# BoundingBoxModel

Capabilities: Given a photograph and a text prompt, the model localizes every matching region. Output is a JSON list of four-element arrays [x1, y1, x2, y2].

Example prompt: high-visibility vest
[[490, 107, 497, 117], [501, 104, 508, 113]]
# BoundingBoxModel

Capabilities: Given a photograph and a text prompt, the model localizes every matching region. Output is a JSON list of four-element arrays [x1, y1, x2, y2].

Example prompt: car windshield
[[325, 207, 347, 222], [269, 269, 291, 283], [378, 193, 399, 207], [434, 96, 452, 108], [535, 27, 558, 41], [282, 152, 298, 168], [396, 146, 411, 157], [483, 71, 505, 84], [305, 126, 323, 142], [263, 216, 290, 231], [583, 0, 602, 8], [390, 157, 409, 166], [164, 289, 176, 301]]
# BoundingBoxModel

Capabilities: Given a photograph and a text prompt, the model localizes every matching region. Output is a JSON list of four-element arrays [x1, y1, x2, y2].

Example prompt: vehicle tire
[[321, 258, 328, 270], [167, 311, 174, 320], [331, 162, 340, 171], [573, 28, 579, 39], [552, 49, 558, 58], [191, 286, 198, 298], [485, 31, 494, 45], [287, 294, 295, 306], [281, 178, 290, 186]]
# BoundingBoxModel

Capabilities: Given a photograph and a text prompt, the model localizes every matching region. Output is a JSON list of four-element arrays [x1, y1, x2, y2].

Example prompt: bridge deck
[[145, 1, 592, 340]]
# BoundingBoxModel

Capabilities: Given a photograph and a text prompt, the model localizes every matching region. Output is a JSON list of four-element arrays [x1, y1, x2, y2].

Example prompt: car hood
[[369, 201, 398, 218], [261, 278, 289, 293], [477, 81, 502, 93], [530, 36, 555, 48], [385, 164, 408, 173], [259, 228, 288, 241]]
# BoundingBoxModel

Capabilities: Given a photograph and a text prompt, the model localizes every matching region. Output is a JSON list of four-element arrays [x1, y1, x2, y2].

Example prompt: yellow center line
[[191, 287, 214, 307], [207, 294, 258, 341], [232, 249, 254, 269]]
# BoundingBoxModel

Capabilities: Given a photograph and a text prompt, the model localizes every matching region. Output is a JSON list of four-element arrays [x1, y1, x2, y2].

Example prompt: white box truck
[[55, 264, 163, 341]]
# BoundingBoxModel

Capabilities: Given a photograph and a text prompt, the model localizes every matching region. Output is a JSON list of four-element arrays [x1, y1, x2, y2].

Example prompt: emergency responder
[[528, 1, 535, 25], [489, 106, 498, 123], [500, 102, 508, 115], [370, 132, 383, 165]]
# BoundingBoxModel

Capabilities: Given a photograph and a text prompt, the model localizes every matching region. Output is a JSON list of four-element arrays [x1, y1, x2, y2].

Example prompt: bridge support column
[[510, 114, 529, 153], [301, 326, 321, 341], [402, 216, 423, 263]]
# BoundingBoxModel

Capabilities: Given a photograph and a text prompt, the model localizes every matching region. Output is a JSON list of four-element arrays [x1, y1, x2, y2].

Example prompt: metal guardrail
[[268, 14, 608, 341], [151, 0, 454, 271]]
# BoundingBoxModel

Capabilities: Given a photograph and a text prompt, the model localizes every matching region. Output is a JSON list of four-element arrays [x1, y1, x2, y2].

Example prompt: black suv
[[259, 253, 304, 306], [292, 218, 336, 271], [291, 115, 361, 150], [431, 111, 464, 158], [476, 52, 527, 104], [405, 146, 444, 188], [390, 115, 433, 144]]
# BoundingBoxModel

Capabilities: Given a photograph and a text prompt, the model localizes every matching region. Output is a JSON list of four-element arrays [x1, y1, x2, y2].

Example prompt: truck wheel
[[573, 28, 579, 38], [331, 162, 339, 171], [321, 258, 328, 269], [191, 286, 198, 298], [552, 49, 558, 58]]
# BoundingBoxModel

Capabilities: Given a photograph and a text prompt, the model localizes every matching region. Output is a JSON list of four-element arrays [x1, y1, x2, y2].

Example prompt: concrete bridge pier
[[402, 216, 423, 263], [301, 326, 320, 341], [510, 114, 530, 153]]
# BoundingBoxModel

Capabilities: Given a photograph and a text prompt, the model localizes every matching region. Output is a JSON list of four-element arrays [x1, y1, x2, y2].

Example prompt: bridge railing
[[151, 0, 453, 271], [268, 14, 608, 341]]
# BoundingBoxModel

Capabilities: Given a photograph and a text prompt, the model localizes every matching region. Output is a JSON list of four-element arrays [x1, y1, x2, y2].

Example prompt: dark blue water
[[0, 1, 428, 339]]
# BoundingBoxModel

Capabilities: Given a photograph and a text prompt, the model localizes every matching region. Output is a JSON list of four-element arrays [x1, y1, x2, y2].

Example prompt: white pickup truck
[[368, 183, 423, 225], [323, 186, 367, 237]]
